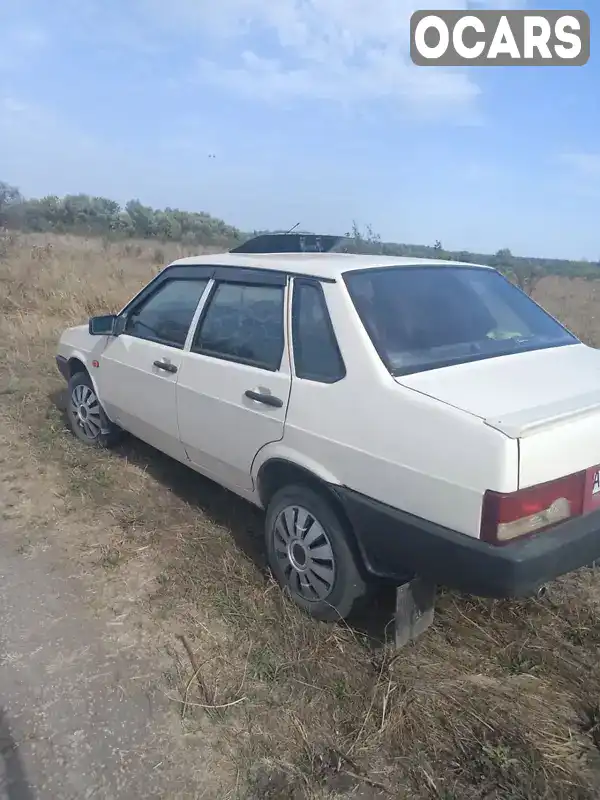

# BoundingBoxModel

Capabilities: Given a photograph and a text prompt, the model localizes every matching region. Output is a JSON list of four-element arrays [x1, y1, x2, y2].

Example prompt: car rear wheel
[[265, 484, 367, 621], [66, 371, 123, 448]]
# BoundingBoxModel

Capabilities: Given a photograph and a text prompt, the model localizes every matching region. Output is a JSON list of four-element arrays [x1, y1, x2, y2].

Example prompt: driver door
[[96, 271, 211, 460]]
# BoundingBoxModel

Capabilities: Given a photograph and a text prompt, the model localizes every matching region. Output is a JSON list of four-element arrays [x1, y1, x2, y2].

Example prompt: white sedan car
[[56, 234, 600, 626]]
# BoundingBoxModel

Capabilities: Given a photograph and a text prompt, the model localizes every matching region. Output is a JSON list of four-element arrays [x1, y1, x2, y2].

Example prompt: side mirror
[[89, 314, 118, 336]]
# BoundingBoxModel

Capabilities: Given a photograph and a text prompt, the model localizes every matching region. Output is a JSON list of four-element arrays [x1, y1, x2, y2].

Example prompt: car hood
[[395, 343, 600, 438]]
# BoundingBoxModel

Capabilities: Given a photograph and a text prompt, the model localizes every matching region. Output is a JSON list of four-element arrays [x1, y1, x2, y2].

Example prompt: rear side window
[[292, 280, 345, 383], [125, 278, 209, 348], [192, 282, 285, 371]]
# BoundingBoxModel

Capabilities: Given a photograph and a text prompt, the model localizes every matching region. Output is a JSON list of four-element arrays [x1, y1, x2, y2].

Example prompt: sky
[[0, 0, 598, 260]]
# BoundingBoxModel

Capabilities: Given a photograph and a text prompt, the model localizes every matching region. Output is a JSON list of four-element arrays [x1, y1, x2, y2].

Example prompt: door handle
[[153, 360, 178, 373], [244, 390, 283, 408]]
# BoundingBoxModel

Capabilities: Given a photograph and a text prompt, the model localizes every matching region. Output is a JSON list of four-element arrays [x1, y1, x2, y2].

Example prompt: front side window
[[344, 266, 578, 376], [125, 278, 209, 348], [192, 282, 285, 371]]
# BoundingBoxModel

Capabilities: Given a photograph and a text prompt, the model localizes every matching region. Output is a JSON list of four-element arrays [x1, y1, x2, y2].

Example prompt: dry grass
[[2, 231, 600, 799]]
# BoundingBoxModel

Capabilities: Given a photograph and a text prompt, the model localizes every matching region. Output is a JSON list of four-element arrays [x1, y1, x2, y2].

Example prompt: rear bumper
[[334, 486, 600, 598], [56, 355, 69, 381]]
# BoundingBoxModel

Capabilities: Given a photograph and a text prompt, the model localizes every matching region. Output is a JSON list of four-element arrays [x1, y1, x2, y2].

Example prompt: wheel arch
[[65, 355, 103, 407], [67, 356, 88, 377], [256, 458, 369, 577]]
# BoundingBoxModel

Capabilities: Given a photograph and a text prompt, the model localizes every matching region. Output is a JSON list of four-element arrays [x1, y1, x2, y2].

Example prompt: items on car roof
[[229, 233, 346, 254]]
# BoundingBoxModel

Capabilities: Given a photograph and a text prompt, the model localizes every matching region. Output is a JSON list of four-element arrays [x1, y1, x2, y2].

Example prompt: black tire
[[66, 371, 123, 448], [265, 484, 367, 621]]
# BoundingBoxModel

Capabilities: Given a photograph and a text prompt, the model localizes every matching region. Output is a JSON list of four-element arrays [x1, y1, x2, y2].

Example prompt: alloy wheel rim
[[70, 384, 102, 441], [273, 505, 336, 602]]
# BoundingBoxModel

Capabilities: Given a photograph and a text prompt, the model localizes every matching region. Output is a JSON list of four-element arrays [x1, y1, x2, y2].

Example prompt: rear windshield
[[343, 265, 578, 376]]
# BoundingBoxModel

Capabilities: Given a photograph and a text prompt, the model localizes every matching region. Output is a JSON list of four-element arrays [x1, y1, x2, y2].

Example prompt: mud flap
[[395, 577, 436, 648]]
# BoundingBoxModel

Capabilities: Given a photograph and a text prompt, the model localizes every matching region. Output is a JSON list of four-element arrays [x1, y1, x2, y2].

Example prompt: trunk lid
[[397, 343, 600, 487], [396, 343, 600, 437]]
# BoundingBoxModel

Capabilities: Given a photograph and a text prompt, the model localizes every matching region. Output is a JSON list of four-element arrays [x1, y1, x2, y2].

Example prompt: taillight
[[481, 471, 585, 545]]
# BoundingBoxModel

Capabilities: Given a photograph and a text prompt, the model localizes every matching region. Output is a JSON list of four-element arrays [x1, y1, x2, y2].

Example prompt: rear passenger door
[[291, 279, 347, 384], [176, 269, 292, 491], [279, 277, 348, 471]]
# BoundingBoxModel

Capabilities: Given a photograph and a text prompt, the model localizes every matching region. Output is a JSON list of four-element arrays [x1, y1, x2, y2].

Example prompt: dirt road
[[0, 523, 212, 800]]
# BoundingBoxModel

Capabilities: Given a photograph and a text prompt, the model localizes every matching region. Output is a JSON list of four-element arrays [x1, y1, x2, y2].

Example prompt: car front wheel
[[265, 484, 367, 621], [66, 371, 123, 448]]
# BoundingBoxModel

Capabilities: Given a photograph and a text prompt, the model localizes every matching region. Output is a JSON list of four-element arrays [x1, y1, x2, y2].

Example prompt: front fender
[[57, 328, 112, 411]]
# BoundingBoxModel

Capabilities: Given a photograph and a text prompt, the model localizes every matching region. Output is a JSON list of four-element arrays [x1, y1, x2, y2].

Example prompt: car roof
[[168, 252, 493, 281]]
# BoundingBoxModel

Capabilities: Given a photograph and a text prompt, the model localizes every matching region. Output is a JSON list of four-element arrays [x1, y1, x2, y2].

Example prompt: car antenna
[[285, 222, 300, 234]]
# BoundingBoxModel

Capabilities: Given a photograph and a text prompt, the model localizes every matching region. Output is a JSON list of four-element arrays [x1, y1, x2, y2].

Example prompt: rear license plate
[[583, 465, 600, 514]]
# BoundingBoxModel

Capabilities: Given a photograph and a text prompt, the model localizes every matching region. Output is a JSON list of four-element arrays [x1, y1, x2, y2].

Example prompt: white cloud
[[559, 153, 600, 179], [1, 97, 30, 115], [10, 28, 48, 48], [137, 0, 486, 118], [0, 25, 49, 72], [197, 50, 480, 115], [2, 0, 525, 119]]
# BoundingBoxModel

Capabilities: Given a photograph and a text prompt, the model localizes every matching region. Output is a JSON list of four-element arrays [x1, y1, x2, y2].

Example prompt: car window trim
[[183, 278, 216, 351], [185, 264, 336, 285], [190, 276, 288, 372], [291, 278, 346, 384], [122, 274, 212, 350], [119, 266, 216, 320], [118, 262, 335, 319]]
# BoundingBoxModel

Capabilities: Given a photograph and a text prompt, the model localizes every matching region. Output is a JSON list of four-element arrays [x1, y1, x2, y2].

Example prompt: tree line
[[0, 180, 243, 249], [341, 223, 599, 290], [1, 180, 598, 285]]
